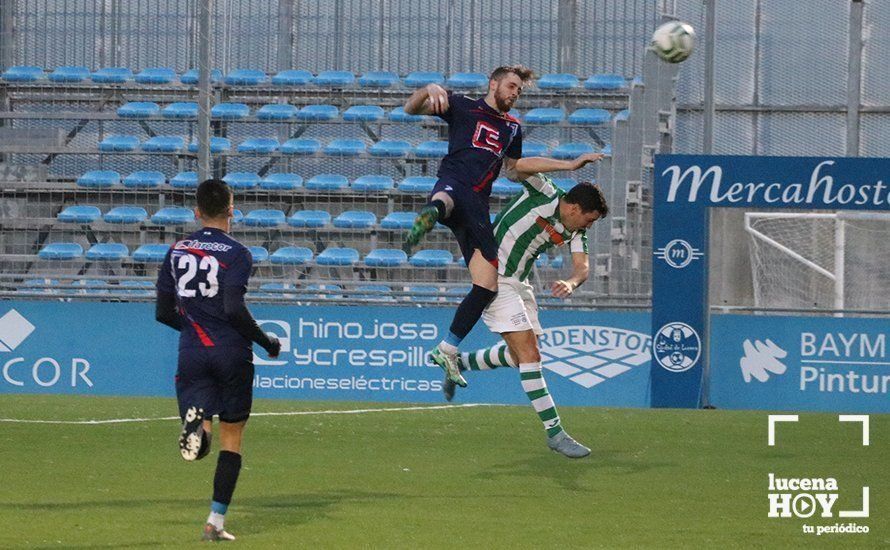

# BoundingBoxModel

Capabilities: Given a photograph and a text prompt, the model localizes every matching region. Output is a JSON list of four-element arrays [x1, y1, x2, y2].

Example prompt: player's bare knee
[[431, 191, 454, 216]]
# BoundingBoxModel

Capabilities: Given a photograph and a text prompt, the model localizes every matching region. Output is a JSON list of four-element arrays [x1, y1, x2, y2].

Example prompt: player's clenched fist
[[424, 83, 449, 114]]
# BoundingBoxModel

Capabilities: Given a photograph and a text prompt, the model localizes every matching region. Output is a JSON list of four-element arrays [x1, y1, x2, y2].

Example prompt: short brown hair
[[565, 182, 609, 218], [489, 65, 535, 84]]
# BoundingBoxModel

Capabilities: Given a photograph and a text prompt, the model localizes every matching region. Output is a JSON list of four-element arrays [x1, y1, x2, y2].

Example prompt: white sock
[[437, 340, 458, 356], [207, 511, 225, 530]]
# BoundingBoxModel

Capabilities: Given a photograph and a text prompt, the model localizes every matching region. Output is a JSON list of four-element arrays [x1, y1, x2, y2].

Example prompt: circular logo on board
[[653, 322, 701, 372]]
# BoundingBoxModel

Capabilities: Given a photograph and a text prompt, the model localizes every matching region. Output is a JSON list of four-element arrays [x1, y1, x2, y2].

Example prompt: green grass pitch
[[0, 395, 886, 548]]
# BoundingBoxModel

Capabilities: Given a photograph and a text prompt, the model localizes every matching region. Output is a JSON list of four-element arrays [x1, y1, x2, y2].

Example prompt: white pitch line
[[0, 403, 500, 425]]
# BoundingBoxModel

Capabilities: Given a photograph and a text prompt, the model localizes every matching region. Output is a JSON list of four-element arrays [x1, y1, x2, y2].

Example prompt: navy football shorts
[[176, 346, 254, 424], [431, 178, 498, 266]]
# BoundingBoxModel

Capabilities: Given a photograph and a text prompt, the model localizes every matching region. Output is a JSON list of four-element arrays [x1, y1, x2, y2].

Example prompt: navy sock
[[212, 450, 242, 507], [448, 284, 497, 340], [428, 199, 447, 220]]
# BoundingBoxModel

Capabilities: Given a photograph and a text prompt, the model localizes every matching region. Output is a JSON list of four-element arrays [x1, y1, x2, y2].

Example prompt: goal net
[[744, 212, 890, 312]]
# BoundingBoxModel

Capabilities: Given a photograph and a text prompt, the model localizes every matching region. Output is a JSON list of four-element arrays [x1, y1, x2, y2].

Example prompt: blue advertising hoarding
[[710, 314, 890, 413], [652, 155, 890, 408], [0, 301, 651, 407]]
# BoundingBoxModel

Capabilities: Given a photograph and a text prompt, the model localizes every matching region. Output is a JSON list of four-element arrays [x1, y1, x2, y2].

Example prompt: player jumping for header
[[402, 65, 533, 389]]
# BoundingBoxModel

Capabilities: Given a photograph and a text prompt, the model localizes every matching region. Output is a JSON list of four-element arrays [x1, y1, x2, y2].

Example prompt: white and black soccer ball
[[651, 21, 696, 63]]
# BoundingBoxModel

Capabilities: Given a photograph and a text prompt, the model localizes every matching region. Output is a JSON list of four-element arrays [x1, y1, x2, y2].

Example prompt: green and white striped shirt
[[492, 173, 588, 282]]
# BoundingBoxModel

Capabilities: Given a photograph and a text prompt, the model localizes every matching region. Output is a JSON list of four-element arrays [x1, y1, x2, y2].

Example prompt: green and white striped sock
[[519, 361, 563, 438], [459, 343, 516, 371]]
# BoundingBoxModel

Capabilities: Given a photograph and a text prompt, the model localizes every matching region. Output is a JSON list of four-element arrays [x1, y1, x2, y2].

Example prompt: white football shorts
[[481, 276, 543, 335]]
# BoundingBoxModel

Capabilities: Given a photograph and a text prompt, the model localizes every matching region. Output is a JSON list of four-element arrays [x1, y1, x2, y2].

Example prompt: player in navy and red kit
[[155, 178, 280, 542], [403, 65, 534, 388]]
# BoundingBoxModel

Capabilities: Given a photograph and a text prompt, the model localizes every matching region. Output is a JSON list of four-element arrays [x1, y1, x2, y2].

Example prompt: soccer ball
[[651, 21, 696, 63]]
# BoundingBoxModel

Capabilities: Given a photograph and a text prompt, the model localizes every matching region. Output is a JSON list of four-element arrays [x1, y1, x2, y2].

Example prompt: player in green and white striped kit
[[445, 152, 608, 458]]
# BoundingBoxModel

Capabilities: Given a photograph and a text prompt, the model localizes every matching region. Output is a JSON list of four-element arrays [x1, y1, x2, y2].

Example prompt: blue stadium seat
[[491, 177, 522, 196], [77, 170, 120, 188], [20, 278, 61, 294], [151, 207, 195, 225], [343, 105, 385, 122], [550, 255, 565, 269], [104, 206, 148, 224], [248, 246, 269, 263], [132, 244, 170, 263], [364, 248, 407, 267], [280, 138, 321, 155], [413, 141, 448, 158], [324, 139, 366, 157], [238, 137, 279, 154], [404, 71, 445, 87], [142, 136, 185, 152], [522, 141, 549, 157], [568, 108, 611, 125], [257, 104, 298, 120], [188, 137, 231, 153], [243, 209, 285, 227], [123, 170, 166, 188], [358, 71, 399, 88], [288, 210, 331, 228], [48, 66, 89, 82], [120, 280, 155, 296], [314, 70, 355, 87], [38, 243, 83, 260], [353, 284, 395, 301], [261, 173, 302, 190], [404, 285, 440, 303], [91, 67, 133, 83], [410, 249, 452, 267], [601, 144, 612, 155], [305, 283, 343, 298], [535, 253, 549, 268], [388, 106, 425, 123], [58, 205, 101, 223], [67, 280, 109, 296], [135, 67, 176, 84], [445, 286, 473, 300], [223, 172, 260, 189], [86, 243, 129, 261], [537, 73, 579, 89], [584, 73, 626, 90], [296, 104, 339, 121], [232, 209, 243, 224], [2, 65, 44, 82], [398, 176, 436, 194], [351, 175, 393, 192], [316, 247, 360, 266], [224, 69, 268, 86], [271, 69, 313, 86], [615, 109, 630, 121], [211, 102, 250, 120], [446, 72, 487, 89], [162, 102, 199, 119], [552, 177, 579, 190], [333, 210, 377, 229], [270, 246, 314, 265], [551, 142, 596, 159], [99, 135, 140, 152], [380, 212, 416, 229], [170, 171, 199, 189], [180, 68, 222, 84], [524, 108, 565, 124], [258, 282, 298, 298], [369, 140, 411, 158], [306, 174, 348, 191], [117, 102, 160, 118]]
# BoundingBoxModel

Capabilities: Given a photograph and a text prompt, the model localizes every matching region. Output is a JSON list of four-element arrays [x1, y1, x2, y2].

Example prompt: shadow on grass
[[475, 449, 675, 492]]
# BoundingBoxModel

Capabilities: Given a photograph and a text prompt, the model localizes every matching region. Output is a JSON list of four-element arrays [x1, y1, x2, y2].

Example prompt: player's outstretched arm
[[404, 83, 449, 115], [222, 285, 280, 357], [155, 290, 182, 331], [551, 253, 590, 298], [511, 152, 605, 182]]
